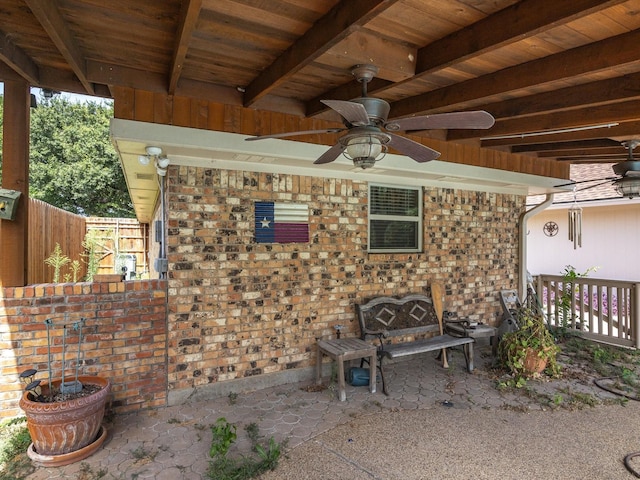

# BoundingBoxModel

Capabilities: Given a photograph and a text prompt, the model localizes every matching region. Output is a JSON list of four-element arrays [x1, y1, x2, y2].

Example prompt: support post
[[0, 80, 30, 287], [634, 284, 640, 349]]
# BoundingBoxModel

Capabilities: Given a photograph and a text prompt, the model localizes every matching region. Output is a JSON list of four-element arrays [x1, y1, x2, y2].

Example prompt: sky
[[0, 83, 110, 104]]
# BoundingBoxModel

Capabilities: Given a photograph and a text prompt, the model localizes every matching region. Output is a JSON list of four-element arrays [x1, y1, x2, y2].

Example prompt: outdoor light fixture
[[614, 177, 640, 198], [613, 140, 640, 199], [41, 88, 60, 99], [340, 127, 390, 169], [138, 146, 170, 175]]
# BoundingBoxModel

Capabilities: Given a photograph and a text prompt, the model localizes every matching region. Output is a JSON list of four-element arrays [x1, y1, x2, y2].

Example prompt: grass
[[0, 417, 33, 480]]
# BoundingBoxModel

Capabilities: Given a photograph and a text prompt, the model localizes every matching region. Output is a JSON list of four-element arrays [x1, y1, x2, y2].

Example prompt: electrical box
[[115, 254, 137, 280], [155, 220, 163, 242], [154, 258, 168, 273], [0, 189, 21, 221]]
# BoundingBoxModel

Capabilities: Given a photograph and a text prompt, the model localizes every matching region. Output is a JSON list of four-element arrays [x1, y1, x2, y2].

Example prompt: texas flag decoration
[[255, 202, 309, 244]]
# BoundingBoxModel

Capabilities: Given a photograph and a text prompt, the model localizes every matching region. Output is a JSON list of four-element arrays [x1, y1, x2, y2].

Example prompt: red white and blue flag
[[255, 202, 309, 243]]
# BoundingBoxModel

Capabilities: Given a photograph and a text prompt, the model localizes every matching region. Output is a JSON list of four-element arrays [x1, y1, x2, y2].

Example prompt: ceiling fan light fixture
[[340, 128, 390, 169], [614, 177, 640, 199]]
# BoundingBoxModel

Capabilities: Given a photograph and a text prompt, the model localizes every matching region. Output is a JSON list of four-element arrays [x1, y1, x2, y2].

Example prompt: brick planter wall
[[0, 280, 167, 418], [166, 167, 524, 397]]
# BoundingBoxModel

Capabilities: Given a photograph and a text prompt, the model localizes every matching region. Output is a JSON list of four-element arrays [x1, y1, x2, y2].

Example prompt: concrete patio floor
[[23, 343, 640, 479]]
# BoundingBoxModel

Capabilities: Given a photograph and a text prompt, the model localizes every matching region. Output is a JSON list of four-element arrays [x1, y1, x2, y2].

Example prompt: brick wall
[[0, 280, 167, 418], [166, 167, 523, 394]]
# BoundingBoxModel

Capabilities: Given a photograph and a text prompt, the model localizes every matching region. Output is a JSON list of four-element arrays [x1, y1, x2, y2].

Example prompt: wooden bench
[[356, 286, 475, 395]]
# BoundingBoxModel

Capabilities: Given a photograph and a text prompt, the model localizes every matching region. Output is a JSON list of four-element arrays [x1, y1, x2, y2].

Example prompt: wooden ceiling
[[2, 0, 640, 164]]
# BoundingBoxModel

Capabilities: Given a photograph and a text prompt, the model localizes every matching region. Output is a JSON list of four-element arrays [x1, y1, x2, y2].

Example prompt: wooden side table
[[316, 338, 377, 401]]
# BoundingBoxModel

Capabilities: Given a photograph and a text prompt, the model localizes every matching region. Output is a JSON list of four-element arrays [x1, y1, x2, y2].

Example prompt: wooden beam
[[390, 28, 640, 119], [511, 139, 622, 153], [536, 147, 626, 157], [451, 99, 640, 141], [242, 0, 401, 107], [482, 121, 640, 147], [482, 72, 640, 121], [310, 0, 622, 117], [168, 0, 202, 94], [415, 0, 625, 76], [24, 0, 94, 95], [0, 80, 30, 287], [0, 29, 39, 84]]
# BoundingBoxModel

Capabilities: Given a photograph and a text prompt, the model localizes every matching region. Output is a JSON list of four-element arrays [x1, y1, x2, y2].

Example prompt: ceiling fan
[[558, 140, 640, 199], [245, 64, 495, 169]]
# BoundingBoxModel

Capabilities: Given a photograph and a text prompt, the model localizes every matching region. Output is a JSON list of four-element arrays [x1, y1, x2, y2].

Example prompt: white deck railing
[[533, 275, 640, 348]]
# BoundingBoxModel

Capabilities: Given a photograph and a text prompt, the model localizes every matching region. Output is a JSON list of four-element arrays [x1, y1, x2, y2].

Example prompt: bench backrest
[[356, 293, 441, 341]]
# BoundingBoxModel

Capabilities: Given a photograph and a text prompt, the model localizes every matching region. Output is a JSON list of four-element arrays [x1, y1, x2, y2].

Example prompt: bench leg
[[337, 354, 346, 402], [378, 355, 389, 396], [464, 343, 475, 372], [368, 352, 376, 394]]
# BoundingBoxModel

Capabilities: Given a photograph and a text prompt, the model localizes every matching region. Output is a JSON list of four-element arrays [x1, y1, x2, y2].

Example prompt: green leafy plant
[[82, 229, 106, 282], [207, 418, 284, 480], [210, 418, 237, 458], [498, 307, 560, 384], [556, 265, 596, 335], [44, 243, 71, 282]]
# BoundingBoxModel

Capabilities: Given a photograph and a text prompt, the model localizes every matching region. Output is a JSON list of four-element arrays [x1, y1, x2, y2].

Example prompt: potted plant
[[18, 318, 111, 467], [498, 307, 560, 380]]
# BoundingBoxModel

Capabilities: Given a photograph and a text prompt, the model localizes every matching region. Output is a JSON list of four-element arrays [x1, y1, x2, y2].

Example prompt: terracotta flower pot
[[19, 376, 110, 459], [523, 348, 549, 374]]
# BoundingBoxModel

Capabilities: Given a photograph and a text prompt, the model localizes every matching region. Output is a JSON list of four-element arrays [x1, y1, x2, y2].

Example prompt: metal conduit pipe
[[518, 194, 554, 300]]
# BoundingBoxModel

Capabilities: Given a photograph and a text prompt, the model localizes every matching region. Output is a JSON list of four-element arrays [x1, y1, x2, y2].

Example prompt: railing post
[[634, 284, 640, 349]]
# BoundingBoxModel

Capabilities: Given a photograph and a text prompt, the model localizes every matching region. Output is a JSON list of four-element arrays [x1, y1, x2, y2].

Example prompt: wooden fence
[[535, 274, 640, 348], [28, 199, 148, 284], [85, 217, 149, 277], [28, 199, 86, 284]]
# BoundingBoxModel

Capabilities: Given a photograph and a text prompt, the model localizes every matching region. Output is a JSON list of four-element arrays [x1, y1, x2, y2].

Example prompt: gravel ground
[[262, 400, 640, 480]]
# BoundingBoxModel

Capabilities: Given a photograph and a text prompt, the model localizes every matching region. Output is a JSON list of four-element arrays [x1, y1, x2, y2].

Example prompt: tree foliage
[[0, 93, 134, 217]]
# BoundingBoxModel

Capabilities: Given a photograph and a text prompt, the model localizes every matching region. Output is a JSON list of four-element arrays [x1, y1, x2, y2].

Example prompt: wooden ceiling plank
[[415, 0, 625, 76], [169, 0, 203, 94], [390, 28, 640, 119], [0, 29, 39, 84], [24, 0, 94, 95], [242, 0, 401, 107]]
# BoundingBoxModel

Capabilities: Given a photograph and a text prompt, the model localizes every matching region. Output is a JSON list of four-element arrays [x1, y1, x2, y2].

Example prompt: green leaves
[[0, 94, 134, 217]]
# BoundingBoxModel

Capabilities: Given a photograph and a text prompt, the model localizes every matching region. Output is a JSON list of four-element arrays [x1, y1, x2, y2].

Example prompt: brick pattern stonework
[[0, 280, 167, 418], [166, 167, 524, 393]]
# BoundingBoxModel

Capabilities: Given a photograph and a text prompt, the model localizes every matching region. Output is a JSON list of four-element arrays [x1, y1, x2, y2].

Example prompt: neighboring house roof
[[528, 163, 622, 206]]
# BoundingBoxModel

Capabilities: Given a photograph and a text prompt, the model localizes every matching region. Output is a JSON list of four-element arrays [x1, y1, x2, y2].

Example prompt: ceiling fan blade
[[321, 100, 370, 126], [314, 143, 346, 165], [385, 111, 495, 131], [387, 133, 441, 163], [245, 128, 344, 141]]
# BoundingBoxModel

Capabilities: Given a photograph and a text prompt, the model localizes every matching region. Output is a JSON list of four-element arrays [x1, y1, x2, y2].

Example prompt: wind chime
[[568, 186, 582, 249]]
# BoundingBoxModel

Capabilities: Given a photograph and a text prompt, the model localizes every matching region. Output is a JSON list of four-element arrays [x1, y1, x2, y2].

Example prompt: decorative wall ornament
[[255, 202, 309, 243], [543, 221, 559, 237]]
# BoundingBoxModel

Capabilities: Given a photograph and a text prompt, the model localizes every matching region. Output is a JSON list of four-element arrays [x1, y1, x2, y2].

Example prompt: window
[[368, 184, 422, 252]]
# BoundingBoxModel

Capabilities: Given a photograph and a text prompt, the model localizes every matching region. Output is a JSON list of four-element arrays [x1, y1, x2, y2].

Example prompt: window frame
[[367, 183, 423, 253]]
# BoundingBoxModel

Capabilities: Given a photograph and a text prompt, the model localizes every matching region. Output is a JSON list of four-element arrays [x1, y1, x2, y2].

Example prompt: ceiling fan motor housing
[[613, 160, 640, 177], [350, 97, 390, 125]]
